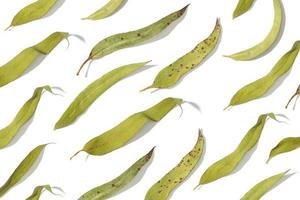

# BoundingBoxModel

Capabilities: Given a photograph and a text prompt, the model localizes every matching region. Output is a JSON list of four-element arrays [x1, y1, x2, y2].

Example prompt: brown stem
[[179, 104, 184, 118], [70, 150, 83, 160], [293, 95, 300, 110], [223, 105, 231, 111], [140, 85, 153, 92], [286, 85, 300, 109], [76, 57, 92, 76], [4, 26, 12, 31], [285, 93, 298, 109]]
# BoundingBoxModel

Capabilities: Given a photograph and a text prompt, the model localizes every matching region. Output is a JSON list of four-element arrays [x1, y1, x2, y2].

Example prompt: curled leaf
[[0, 86, 54, 149], [227, 41, 300, 108], [227, 0, 283, 60], [198, 113, 278, 185], [26, 185, 57, 200], [0, 32, 69, 87], [71, 98, 183, 158]]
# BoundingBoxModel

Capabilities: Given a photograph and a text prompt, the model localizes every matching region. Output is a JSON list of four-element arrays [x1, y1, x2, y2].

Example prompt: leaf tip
[[54, 122, 63, 130], [145, 60, 152, 64], [184, 3, 191, 9], [198, 129, 204, 137], [233, 9, 244, 19], [232, 13, 239, 19], [284, 169, 291, 175], [216, 17, 221, 26], [179, 4, 190, 14], [147, 147, 156, 158]]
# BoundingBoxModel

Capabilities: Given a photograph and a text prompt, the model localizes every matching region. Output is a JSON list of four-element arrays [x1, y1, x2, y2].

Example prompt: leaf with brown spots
[[141, 18, 221, 91], [78, 148, 155, 200], [76, 4, 189, 75], [145, 130, 204, 200]]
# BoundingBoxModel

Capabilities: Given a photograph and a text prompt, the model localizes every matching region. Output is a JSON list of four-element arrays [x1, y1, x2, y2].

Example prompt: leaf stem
[[70, 150, 83, 160], [140, 85, 153, 92], [76, 56, 92, 76], [286, 85, 300, 109]]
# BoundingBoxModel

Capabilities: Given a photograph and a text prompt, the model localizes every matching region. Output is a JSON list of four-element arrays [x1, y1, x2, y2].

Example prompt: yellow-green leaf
[[0, 144, 49, 197], [7, 0, 60, 29], [227, 41, 300, 108], [71, 98, 182, 158], [0, 86, 53, 149], [0, 32, 68, 87], [82, 0, 125, 20], [241, 170, 290, 200]]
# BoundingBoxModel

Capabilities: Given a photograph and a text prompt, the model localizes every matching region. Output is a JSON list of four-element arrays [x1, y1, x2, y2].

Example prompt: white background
[[0, 0, 300, 199]]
